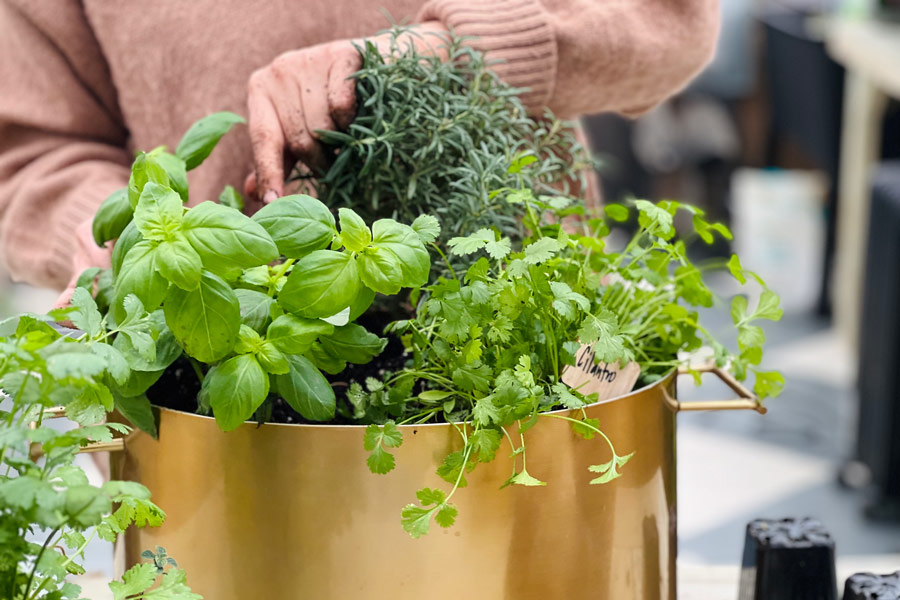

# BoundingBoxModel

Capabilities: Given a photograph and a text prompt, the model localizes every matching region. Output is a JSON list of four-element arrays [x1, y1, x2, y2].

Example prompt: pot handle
[[29, 406, 125, 460], [663, 364, 767, 414]]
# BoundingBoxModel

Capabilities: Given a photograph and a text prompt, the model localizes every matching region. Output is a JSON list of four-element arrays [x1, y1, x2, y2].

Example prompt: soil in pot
[[146, 308, 410, 425]]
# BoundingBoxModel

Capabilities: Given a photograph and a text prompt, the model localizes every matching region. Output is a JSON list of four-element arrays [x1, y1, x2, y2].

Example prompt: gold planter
[[108, 366, 763, 600]]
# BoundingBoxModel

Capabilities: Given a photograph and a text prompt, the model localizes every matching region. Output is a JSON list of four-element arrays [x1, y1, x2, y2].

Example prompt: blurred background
[[580, 0, 900, 593], [2, 0, 900, 595]]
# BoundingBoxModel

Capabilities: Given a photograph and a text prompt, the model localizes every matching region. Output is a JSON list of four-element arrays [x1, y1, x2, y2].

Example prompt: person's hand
[[52, 220, 112, 311], [245, 23, 450, 204]]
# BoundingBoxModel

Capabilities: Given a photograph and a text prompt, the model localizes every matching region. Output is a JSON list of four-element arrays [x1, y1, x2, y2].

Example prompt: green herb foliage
[[311, 28, 590, 251], [90, 115, 432, 432], [349, 170, 783, 537], [0, 295, 199, 599]]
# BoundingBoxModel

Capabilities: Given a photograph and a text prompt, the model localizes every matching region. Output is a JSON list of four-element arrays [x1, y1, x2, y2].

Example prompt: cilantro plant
[[87, 113, 432, 432], [352, 169, 784, 538], [311, 27, 591, 249], [0, 309, 199, 599]]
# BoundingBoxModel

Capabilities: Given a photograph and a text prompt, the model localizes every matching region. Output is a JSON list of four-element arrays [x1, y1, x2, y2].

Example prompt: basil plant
[[87, 113, 433, 432]]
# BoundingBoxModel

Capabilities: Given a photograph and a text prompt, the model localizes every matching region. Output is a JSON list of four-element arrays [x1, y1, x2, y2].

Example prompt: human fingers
[[327, 45, 361, 131], [248, 70, 287, 203]]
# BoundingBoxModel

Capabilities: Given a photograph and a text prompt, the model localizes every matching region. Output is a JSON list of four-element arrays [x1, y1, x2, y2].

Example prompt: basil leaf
[[274, 354, 335, 421], [207, 353, 269, 431], [152, 150, 189, 202], [92, 188, 132, 246], [266, 313, 333, 354], [235, 288, 274, 333], [279, 250, 360, 318], [113, 241, 169, 320], [317, 324, 386, 364], [133, 182, 183, 241], [95, 268, 115, 315], [111, 368, 163, 398], [251, 195, 336, 258], [306, 342, 346, 375], [181, 201, 278, 276], [127, 152, 169, 209], [156, 236, 202, 291], [349, 286, 376, 321], [239, 265, 270, 289], [113, 310, 182, 372], [112, 221, 142, 278], [338, 208, 371, 252], [163, 270, 241, 363], [218, 185, 244, 211], [113, 392, 158, 439], [175, 111, 246, 170], [89, 342, 130, 385], [256, 341, 289, 374], [234, 323, 262, 354], [371, 219, 430, 287], [357, 247, 404, 295]]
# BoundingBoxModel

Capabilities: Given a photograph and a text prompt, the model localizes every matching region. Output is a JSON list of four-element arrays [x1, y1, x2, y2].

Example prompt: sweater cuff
[[417, 0, 557, 112]]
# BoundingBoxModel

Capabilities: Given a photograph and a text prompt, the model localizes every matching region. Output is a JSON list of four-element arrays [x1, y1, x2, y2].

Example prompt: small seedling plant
[[85, 112, 432, 432], [0, 311, 200, 599], [351, 158, 784, 537]]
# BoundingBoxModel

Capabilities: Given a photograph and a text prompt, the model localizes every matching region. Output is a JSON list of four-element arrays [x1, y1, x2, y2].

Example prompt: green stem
[[23, 526, 61, 600], [541, 413, 617, 456], [269, 258, 296, 296], [188, 358, 205, 383], [58, 529, 96, 572], [442, 442, 473, 505], [430, 242, 458, 283]]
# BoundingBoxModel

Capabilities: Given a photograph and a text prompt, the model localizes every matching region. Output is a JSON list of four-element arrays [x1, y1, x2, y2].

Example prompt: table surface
[[73, 557, 900, 599], [824, 17, 900, 98]]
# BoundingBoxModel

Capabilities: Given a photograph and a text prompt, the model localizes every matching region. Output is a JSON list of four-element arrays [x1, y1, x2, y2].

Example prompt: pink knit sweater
[[0, 0, 718, 289]]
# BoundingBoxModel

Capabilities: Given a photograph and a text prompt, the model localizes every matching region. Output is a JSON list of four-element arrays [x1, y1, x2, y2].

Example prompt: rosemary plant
[[311, 27, 592, 246]]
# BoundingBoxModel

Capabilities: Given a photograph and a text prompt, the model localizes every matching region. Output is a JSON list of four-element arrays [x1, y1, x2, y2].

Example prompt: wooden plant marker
[[561, 343, 641, 402]]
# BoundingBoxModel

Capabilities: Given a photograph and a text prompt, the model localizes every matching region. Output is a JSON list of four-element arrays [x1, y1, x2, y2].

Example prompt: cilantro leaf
[[435, 503, 459, 528], [754, 370, 784, 399], [400, 505, 435, 539], [367, 446, 395, 474], [363, 422, 403, 474], [411, 214, 441, 244], [589, 451, 634, 484], [400, 487, 458, 538], [728, 254, 746, 285], [484, 237, 511, 260], [436, 451, 471, 487], [469, 428, 502, 462], [447, 229, 494, 256], [502, 467, 546, 488], [754, 290, 783, 322], [604, 203, 629, 222], [571, 417, 601, 440], [69, 287, 102, 337], [549, 281, 590, 320], [452, 361, 493, 393], [551, 382, 584, 409], [110, 563, 158, 600], [472, 397, 501, 426], [522, 237, 560, 264]]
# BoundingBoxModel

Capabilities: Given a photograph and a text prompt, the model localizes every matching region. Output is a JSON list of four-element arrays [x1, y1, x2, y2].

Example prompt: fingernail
[[263, 190, 277, 204]]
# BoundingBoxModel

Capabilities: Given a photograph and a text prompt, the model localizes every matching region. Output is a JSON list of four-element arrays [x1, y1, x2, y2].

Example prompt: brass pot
[[107, 365, 763, 600]]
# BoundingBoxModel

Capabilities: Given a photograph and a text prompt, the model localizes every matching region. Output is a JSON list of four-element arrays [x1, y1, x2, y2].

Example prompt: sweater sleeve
[[417, 0, 720, 118], [0, 0, 131, 290]]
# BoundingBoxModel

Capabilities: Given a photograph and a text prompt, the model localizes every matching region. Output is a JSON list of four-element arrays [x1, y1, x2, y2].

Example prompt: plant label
[[562, 343, 641, 402]]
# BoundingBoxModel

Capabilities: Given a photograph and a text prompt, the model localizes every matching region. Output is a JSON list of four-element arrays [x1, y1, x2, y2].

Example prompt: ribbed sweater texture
[[0, 0, 718, 289]]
